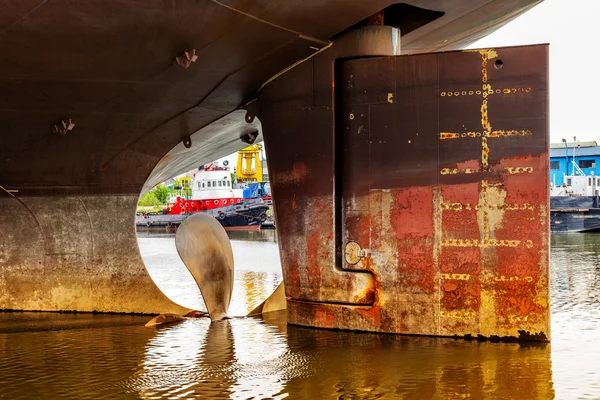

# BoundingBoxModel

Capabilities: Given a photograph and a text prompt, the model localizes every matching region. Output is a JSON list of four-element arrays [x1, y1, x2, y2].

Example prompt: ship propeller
[[175, 212, 234, 321]]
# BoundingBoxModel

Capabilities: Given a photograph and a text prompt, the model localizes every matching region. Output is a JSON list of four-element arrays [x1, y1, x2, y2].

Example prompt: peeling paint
[[259, 43, 549, 340]]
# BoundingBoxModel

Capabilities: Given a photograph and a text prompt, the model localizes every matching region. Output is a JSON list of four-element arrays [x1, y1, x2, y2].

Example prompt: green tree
[[153, 184, 170, 204], [138, 191, 161, 207], [178, 187, 191, 200]]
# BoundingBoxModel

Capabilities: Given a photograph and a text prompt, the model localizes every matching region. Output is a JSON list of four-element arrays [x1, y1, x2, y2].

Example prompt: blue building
[[550, 141, 600, 185]]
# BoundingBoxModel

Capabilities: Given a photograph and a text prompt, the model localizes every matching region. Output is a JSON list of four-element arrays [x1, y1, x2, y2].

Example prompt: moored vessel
[[136, 161, 269, 230], [551, 164, 600, 233]]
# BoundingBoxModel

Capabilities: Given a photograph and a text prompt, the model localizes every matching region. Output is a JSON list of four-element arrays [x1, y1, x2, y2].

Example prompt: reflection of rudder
[[283, 326, 554, 399]]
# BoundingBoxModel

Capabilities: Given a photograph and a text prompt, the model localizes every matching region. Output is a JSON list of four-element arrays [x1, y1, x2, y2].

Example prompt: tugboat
[[136, 161, 269, 230], [551, 161, 600, 232]]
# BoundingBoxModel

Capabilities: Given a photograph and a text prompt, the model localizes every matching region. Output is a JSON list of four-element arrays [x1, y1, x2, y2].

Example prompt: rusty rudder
[[259, 28, 549, 341]]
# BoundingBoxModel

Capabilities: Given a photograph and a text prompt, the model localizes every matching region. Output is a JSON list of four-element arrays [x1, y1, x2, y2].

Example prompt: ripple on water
[[0, 231, 598, 399]]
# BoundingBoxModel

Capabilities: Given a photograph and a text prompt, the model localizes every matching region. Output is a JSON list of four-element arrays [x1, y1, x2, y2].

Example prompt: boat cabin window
[[590, 178, 592, 186], [567, 178, 572, 185], [202, 182, 205, 188], [550, 161, 559, 170], [579, 159, 595, 169]]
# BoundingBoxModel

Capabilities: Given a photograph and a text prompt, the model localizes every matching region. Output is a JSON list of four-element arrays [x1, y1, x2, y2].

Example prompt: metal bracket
[[174, 49, 198, 69], [53, 119, 75, 136]]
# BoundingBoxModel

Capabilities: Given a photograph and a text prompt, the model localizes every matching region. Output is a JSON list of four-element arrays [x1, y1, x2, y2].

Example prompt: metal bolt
[[53, 119, 75, 135]]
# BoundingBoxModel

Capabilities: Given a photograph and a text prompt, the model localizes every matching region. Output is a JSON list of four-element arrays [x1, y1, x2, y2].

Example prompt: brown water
[[0, 232, 598, 399]]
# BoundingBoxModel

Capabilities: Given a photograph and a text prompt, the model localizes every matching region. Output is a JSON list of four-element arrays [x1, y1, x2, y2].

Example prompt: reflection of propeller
[[144, 313, 185, 327], [175, 213, 234, 321], [247, 282, 286, 316]]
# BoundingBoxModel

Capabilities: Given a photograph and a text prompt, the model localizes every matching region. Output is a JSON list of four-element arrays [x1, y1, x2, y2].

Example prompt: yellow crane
[[236, 144, 263, 182]]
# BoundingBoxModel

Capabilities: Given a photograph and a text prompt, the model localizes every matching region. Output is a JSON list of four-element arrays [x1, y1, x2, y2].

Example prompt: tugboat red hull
[[136, 200, 269, 230]]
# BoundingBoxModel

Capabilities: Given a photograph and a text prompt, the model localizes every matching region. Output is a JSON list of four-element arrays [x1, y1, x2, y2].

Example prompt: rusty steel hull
[[260, 39, 549, 340], [0, 1, 545, 315], [0, 0, 541, 198]]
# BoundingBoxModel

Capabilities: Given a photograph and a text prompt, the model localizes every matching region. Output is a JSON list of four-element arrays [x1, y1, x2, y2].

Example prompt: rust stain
[[441, 202, 534, 211], [439, 48, 534, 177], [261, 43, 548, 340], [440, 310, 476, 319], [440, 87, 531, 97], [442, 282, 458, 291], [306, 230, 322, 288], [391, 187, 436, 294], [156, 153, 172, 165], [288, 253, 300, 297], [441, 273, 470, 281], [314, 307, 336, 328], [505, 167, 534, 174], [292, 162, 308, 181]]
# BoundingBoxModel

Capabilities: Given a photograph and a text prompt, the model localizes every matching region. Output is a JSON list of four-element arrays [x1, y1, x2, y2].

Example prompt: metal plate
[[261, 42, 549, 340]]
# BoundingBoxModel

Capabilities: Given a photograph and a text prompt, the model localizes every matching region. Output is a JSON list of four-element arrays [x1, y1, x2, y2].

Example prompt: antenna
[[573, 136, 577, 172]]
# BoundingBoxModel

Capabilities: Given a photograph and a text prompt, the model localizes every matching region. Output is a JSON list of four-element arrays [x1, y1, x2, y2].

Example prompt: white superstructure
[[191, 162, 243, 201]]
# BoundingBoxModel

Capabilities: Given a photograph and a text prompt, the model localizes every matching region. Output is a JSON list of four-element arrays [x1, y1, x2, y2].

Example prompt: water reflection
[[551, 233, 600, 337], [241, 271, 268, 314], [281, 325, 554, 399], [120, 312, 554, 399], [550, 234, 600, 399], [0, 315, 153, 399], [127, 319, 237, 399], [129, 231, 599, 398], [1, 232, 600, 398], [226, 229, 278, 243], [126, 317, 292, 399]]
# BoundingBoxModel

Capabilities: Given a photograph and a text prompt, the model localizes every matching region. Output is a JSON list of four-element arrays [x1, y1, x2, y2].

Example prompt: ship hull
[[136, 201, 268, 230], [551, 210, 600, 233], [550, 196, 600, 233], [0, 0, 546, 322]]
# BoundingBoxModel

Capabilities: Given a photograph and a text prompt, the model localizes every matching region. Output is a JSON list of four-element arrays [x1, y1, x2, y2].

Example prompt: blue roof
[[550, 146, 600, 158]]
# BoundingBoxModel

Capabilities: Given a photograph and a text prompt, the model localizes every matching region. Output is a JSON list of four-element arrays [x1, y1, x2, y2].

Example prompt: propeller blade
[[175, 212, 234, 321]]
